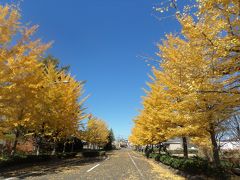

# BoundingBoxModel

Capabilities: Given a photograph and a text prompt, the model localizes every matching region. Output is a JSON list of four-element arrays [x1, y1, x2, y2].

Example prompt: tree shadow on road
[[0, 156, 106, 179]]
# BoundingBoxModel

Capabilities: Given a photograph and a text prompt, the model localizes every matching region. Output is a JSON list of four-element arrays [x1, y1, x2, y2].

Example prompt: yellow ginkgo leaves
[[0, 4, 86, 156], [85, 117, 109, 148], [130, 0, 239, 167]]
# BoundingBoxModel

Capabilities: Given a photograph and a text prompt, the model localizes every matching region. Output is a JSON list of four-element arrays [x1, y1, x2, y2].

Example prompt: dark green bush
[[149, 153, 158, 159], [159, 155, 209, 174], [164, 156, 174, 166], [154, 154, 160, 161], [170, 158, 185, 169], [0, 153, 79, 168], [159, 154, 169, 162], [62, 152, 77, 158], [81, 150, 106, 157], [181, 159, 200, 172], [0, 155, 56, 168], [152, 153, 232, 178]]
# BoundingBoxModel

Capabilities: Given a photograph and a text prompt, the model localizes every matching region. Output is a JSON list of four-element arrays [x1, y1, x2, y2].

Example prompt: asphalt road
[[1, 149, 184, 180]]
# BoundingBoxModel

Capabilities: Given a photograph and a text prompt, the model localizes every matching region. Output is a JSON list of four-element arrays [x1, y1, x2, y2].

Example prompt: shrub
[[164, 156, 174, 166], [144, 152, 234, 177], [154, 154, 160, 161], [152, 154, 232, 178], [159, 154, 169, 162], [0, 153, 79, 168], [149, 153, 158, 159], [0, 154, 56, 168], [62, 152, 77, 158], [181, 159, 200, 173], [170, 158, 185, 169], [81, 150, 106, 158]]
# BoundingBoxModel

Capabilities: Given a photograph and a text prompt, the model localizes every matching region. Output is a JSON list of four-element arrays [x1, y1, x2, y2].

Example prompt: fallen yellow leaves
[[132, 151, 185, 180], [148, 159, 185, 180]]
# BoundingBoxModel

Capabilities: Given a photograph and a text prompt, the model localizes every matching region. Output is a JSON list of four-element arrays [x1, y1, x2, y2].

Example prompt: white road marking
[[105, 157, 110, 161], [132, 155, 141, 160], [128, 153, 144, 177], [87, 164, 100, 172]]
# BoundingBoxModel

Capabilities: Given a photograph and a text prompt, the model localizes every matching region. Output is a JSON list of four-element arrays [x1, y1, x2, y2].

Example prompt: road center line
[[128, 152, 144, 177], [87, 164, 100, 172]]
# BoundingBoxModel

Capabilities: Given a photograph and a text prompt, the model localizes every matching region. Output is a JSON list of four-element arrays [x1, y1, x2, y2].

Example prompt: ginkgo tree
[[0, 4, 51, 155], [31, 63, 86, 155], [0, 4, 87, 156], [130, 0, 239, 167], [177, 0, 240, 166], [85, 117, 109, 149]]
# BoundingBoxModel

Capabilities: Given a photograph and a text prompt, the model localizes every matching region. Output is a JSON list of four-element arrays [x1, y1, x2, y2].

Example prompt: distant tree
[[0, 4, 51, 156], [0, 4, 87, 157], [85, 117, 109, 149], [41, 55, 70, 72], [104, 128, 115, 150]]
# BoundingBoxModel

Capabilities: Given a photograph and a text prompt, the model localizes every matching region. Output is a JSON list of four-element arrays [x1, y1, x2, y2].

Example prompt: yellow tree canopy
[[32, 63, 86, 140], [85, 117, 109, 146], [0, 4, 86, 145], [0, 4, 51, 137]]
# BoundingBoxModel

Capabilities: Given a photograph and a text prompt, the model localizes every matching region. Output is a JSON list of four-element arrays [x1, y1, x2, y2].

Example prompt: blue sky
[[3, 0, 181, 138]]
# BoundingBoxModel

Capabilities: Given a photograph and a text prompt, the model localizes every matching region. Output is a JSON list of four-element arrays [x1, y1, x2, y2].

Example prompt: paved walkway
[[0, 149, 185, 180]]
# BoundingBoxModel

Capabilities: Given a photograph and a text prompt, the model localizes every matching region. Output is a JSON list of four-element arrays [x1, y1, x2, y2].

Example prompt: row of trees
[[83, 116, 114, 150], [129, 0, 239, 168], [0, 4, 113, 156]]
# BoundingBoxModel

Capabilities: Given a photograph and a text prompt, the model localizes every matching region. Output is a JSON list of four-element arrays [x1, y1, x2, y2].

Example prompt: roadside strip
[[128, 152, 144, 178]]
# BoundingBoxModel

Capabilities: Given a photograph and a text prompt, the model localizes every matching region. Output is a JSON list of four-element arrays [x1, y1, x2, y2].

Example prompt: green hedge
[[148, 153, 233, 178], [81, 150, 106, 158], [0, 153, 77, 168], [59, 152, 77, 158]]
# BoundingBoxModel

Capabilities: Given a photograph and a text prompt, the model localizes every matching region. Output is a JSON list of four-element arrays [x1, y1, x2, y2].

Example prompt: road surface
[[0, 149, 184, 180]]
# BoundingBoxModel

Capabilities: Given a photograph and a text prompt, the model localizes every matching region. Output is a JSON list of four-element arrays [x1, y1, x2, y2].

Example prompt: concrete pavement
[[1, 149, 184, 180]]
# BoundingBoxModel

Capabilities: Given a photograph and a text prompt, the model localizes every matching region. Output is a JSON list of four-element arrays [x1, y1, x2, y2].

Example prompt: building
[[114, 138, 129, 148], [220, 140, 240, 150], [164, 138, 197, 151]]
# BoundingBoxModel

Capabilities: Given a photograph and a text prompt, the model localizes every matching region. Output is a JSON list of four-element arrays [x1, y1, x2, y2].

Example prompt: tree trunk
[[11, 130, 20, 156], [36, 136, 42, 156], [71, 142, 74, 153], [52, 143, 56, 155], [63, 142, 66, 153], [209, 126, 220, 167], [36, 145, 40, 156], [182, 137, 188, 158], [145, 145, 149, 153], [158, 143, 161, 154]]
